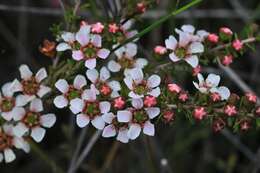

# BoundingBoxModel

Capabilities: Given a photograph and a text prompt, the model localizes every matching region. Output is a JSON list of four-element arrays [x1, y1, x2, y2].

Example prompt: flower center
[[0, 97, 15, 112], [175, 47, 186, 58], [118, 57, 135, 69], [133, 110, 148, 124], [134, 81, 148, 95], [81, 44, 98, 59], [112, 118, 128, 130], [23, 111, 40, 128], [98, 83, 112, 96], [0, 132, 13, 151], [22, 77, 40, 95], [66, 87, 82, 101], [83, 101, 100, 119]]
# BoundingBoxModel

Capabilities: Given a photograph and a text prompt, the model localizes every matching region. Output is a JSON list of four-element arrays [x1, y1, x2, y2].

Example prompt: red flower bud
[[178, 92, 188, 102], [154, 46, 167, 55], [219, 27, 233, 36], [207, 33, 219, 43], [245, 92, 257, 104], [163, 110, 175, 123], [113, 97, 125, 109], [210, 92, 221, 102], [240, 119, 251, 131], [136, 2, 146, 13], [168, 83, 181, 94], [108, 23, 119, 33], [232, 39, 243, 51], [224, 105, 237, 116], [221, 55, 233, 66], [212, 118, 226, 132], [193, 107, 207, 120], [144, 96, 157, 107]]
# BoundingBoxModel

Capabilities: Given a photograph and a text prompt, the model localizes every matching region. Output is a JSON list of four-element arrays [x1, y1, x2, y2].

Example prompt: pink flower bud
[[219, 27, 233, 36], [212, 118, 225, 132], [232, 39, 243, 51], [113, 97, 126, 109], [245, 92, 257, 104], [163, 110, 175, 123], [136, 2, 146, 13], [193, 107, 207, 120], [91, 22, 104, 34], [210, 92, 221, 102], [207, 33, 219, 43], [108, 23, 119, 33], [100, 84, 112, 96], [221, 55, 233, 66], [144, 96, 157, 107], [240, 119, 251, 131], [179, 92, 188, 102], [192, 65, 202, 76], [224, 105, 237, 116], [168, 83, 181, 94], [154, 46, 167, 55]]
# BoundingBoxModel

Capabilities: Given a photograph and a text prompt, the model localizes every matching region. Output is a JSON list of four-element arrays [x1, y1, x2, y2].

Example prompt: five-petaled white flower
[[117, 98, 160, 140], [193, 73, 230, 100], [11, 64, 51, 105], [13, 98, 56, 142], [54, 75, 87, 108], [0, 124, 30, 163], [108, 43, 148, 76], [70, 89, 111, 130], [124, 68, 161, 98], [56, 31, 76, 51], [86, 67, 121, 98], [71, 24, 110, 69], [102, 112, 129, 143]]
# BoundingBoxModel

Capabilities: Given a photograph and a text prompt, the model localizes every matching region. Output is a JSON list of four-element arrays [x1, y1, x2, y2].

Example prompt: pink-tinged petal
[[117, 110, 132, 123], [61, 32, 75, 42], [1, 112, 12, 121], [73, 75, 87, 90], [99, 101, 111, 114], [19, 64, 32, 80], [13, 137, 30, 153], [130, 68, 144, 83], [55, 79, 69, 93], [35, 68, 47, 82], [129, 91, 143, 99], [145, 107, 160, 119], [121, 19, 133, 30], [56, 43, 71, 51], [13, 123, 28, 137], [11, 79, 23, 93], [147, 87, 161, 97], [108, 81, 121, 91], [125, 43, 137, 57], [116, 129, 129, 143], [70, 98, 84, 114], [126, 30, 138, 41], [102, 113, 115, 124], [86, 69, 99, 83], [169, 52, 181, 62], [97, 49, 110, 59], [75, 25, 90, 46], [123, 77, 133, 90], [102, 125, 116, 138], [181, 24, 195, 34], [127, 124, 141, 140], [40, 114, 56, 128], [114, 44, 124, 58], [4, 149, 16, 163], [3, 124, 14, 135], [12, 107, 25, 121], [15, 95, 32, 106], [82, 89, 96, 101], [76, 114, 90, 128], [131, 98, 144, 109], [206, 74, 220, 87], [31, 127, 46, 143], [165, 35, 177, 50], [91, 34, 102, 47], [100, 67, 110, 82], [30, 98, 43, 112], [188, 42, 204, 54], [85, 59, 96, 69], [185, 55, 199, 68], [108, 60, 121, 72], [72, 50, 84, 61], [197, 73, 204, 85], [179, 32, 191, 47], [193, 82, 200, 90], [147, 75, 161, 88], [37, 85, 51, 98], [90, 84, 100, 95], [135, 58, 148, 69], [91, 116, 105, 130], [53, 95, 68, 108], [143, 121, 155, 136]]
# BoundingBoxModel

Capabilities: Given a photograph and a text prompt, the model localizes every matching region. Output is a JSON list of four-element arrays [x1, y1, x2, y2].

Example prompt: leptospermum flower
[[108, 43, 148, 76], [0, 124, 30, 163], [70, 89, 111, 130], [13, 98, 56, 143], [193, 73, 230, 100], [86, 67, 121, 98], [102, 112, 129, 143], [165, 30, 204, 68], [117, 98, 160, 140], [71, 25, 110, 69], [11, 65, 51, 105], [56, 32, 76, 51], [124, 68, 161, 98], [54, 75, 87, 108]]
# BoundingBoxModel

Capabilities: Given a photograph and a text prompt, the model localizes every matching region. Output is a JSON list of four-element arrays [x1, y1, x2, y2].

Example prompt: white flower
[[11, 64, 51, 105], [117, 98, 160, 140], [124, 68, 161, 98], [102, 112, 129, 143], [13, 98, 56, 143], [86, 67, 121, 98], [108, 43, 148, 76], [70, 89, 111, 130], [0, 124, 30, 163], [53, 75, 87, 108], [71, 25, 110, 69], [193, 73, 230, 100], [120, 19, 138, 41], [175, 24, 209, 42], [56, 32, 76, 51]]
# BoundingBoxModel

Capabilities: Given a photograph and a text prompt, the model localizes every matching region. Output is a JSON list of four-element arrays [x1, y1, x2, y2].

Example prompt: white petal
[[12, 107, 25, 121], [117, 110, 132, 123], [197, 73, 205, 86], [4, 149, 16, 163], [123, 77, 133, 90], [108, 81, 121, 91], [2, 82, 14, 97], [169, 52, 181, 62], [217, 86, 230, 100], [97, 49, 110, 59], [116, 129, 129, 143], [73, 75, 87, 90], [70, 98, 84, 114], [30, 98, 43, 112], [10, 79, 23, 93], [135, 58, 148, 68], [76, 114, 90, 128], [102, 125, 116, 138], [131, 98, 143, 109], [72, 50, 84, 61], [55, 79, 69, 93], [100, 66, 111, 81], [121, 19, 133, 30], [181, 24, 195, 33], [114, 44, 125, 57], [102, 112, 115, 124], [53, 95, 68, 108], [147, 75, 161, 88], [37, 85, 51, 98], [125, 43, 137, 57], [61, 32, 75, 42], [130, 68, 143, 83], [85, 59, 97, 69], [56, 43, 71, 51], [91, 116, 105, 130], [107, 60, 121, 72], [127, 124, 141, 140], [82, 89, 96, 101], [13, 137, 30, 153], [1, 112, 13, 121], [179, 32, 191, 47], [185, 55, 199, 68], [19, 64, 32, 80], [31, 127, 46, 142], [145, 107, 160, 119], [129, 91, 143, 99], [193, 82, 200, 90], [86, 69, 99, 83], [40, 114, 56, 128], [99, 101, 111, 114], [111, 91, 120, 98], [143, 121, 155, 136], [13, 123, 28, 137], [188, 42, 204, 54], [91, 34, 102, 47], [148, 87, 161, 97], [165, 36, 177, 50], [206, 74, 220, 87], [35, 68, 47, 82], [75, 25, 90, 46]]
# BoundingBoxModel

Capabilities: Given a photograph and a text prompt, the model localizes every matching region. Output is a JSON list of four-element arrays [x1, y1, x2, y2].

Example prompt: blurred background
[[0, 0, 260, 172]]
